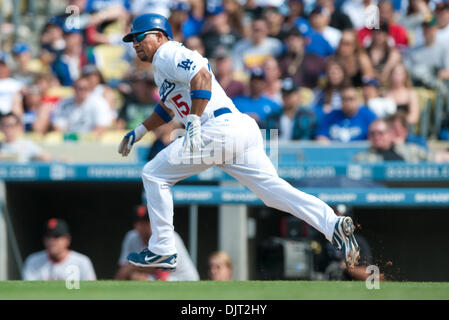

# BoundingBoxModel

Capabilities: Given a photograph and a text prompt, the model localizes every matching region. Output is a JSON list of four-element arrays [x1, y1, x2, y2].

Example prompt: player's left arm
[[183, 67, 212, 152], [189, 67, 212, 117]]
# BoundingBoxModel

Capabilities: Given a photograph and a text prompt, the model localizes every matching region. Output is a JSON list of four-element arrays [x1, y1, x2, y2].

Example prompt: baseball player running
[[119, 14, 360, 271]]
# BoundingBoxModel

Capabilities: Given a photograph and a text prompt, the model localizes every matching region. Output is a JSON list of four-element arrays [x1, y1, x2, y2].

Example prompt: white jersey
[[119, 229, 200, 281], [0, 138, 44, 162], [22, 250, 97, 281], [52, 94, 112, 133], [152, 41, 239, 126], [0, 78, 23, 114]]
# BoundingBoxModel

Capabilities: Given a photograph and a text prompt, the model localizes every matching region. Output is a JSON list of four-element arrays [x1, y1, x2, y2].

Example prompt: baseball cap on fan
[[249, 68, 265, 80], [309, 5, 331, 18], [12, 42, 30, 55], [44, 218, 70, 237], [133, 205, 149, 222], [281, 77, 299, 94]]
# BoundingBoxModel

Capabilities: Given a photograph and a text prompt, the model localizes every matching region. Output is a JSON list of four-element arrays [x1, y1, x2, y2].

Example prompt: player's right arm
[[118, 102, 174, 157]]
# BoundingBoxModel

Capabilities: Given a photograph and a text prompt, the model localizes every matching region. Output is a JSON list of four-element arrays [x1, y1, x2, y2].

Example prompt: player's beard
[[137, 51, 149, 62], [136, 49, 150, 62]]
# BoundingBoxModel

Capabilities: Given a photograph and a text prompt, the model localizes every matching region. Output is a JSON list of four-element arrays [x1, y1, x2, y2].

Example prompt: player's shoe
[[127, 248, 177, 270], [332, 216, 360, 268]]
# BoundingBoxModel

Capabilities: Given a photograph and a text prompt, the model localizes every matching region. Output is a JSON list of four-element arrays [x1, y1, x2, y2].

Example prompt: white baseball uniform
[[22, 250, 96, 281], [142, 41, 338, 256]]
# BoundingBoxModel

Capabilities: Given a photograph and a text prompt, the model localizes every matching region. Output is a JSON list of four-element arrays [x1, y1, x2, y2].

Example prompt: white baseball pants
[[142, 113, 338, 256]]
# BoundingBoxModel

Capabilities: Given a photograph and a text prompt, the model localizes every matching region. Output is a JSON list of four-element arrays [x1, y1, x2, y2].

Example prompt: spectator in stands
[[51, 28, 88, 86], [34, 73, 63, 111], [353, 119, 406, 161], [342, 0, 374, 30], [287, 0, 307, 31], [279, 27, 326, 89], [23, 218, 96, 281], [311, 58, 350, 121], [201, 5, 241, 58], [316, 86, 377, 143], [82, 64, 116, 110], [40, 17, 66, 58], [317, 0, 354, 31], [115, 205, 199, 281], [212, 47, 247, 99], [386, 111, 428, 149], [232, 68, 281, 126], [222, 0, 245, 35], [366, 22, 403, 84], [264, 6, 289, 41], [22, 85, 53, 134], [49, 0, 128, 46], [262, 56, 283, 105], [0, 112, 51, 162], [169, 1, 205, 42], [208, 251, 233, 281], [362, 77, 397, 119], [403, 15, 449, 89], [130, 0, 171, 18], [85, 0, 130, 13], [410, 2, 449, 47], [301, 23, 335, 58], [309, 5, 342, 50], [83, 0, 130, 46], [354, 118, 449, 162], [185, 36, 206, 57], [385, 64, 420, 125], [52, 76, 112, 135], [397, 0, 432, 32], [334, 29, 375, 87], [435, 2, 449, 45], [358, 0, 409, 49], [231, 18, 283, 72], [265, 77, 316, 141], [11, 42, 35, 86], [0, 52, 24, 117], [117, 72, 158, 130], [169, 2, 191, 42]]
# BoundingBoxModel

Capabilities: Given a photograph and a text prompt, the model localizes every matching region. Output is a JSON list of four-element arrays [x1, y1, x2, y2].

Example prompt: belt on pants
[[213, 107, 232, 118]]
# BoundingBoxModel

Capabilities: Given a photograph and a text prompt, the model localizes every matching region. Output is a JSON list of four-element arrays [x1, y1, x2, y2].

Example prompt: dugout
[[3, 181, 219, 280], [3, 180, 449, 281]]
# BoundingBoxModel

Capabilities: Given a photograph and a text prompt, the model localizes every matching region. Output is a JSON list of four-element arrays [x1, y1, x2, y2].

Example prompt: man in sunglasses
[[119, 13, 360, 271]]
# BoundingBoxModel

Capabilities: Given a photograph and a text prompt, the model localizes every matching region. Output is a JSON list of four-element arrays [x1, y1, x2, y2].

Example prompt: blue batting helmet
[[123, 13, 173, 42]]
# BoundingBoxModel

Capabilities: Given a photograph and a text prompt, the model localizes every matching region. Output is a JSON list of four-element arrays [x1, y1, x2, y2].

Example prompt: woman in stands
[[333, 29, 374, 87], [366, 22, 402, 85], [386, 63, 420, 125], [311, 58, 351, 122], [262, 56, 283, 105]]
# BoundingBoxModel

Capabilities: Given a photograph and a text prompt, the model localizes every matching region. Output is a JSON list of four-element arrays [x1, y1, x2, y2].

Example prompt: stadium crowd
[[1, 0, 449, 162]]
